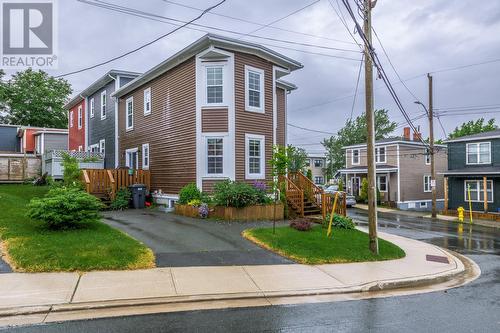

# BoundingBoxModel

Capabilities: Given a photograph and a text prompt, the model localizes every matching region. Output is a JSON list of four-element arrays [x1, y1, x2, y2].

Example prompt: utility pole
[[364, 0, 378, 254], [428, 73, 437, 218]]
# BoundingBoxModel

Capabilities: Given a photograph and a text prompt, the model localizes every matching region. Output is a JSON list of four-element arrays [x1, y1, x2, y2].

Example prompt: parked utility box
[[129, 184, 146, 209]]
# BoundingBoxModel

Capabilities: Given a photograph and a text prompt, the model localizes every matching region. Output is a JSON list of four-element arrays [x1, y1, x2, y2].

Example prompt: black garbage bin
[[129, 184, 146, 209]]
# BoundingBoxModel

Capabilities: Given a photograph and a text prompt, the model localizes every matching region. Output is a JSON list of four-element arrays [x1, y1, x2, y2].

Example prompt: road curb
[[0, 249, 476, 320]]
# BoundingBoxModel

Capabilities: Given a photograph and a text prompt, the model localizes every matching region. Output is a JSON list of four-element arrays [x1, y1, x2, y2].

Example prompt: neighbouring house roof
[[17, 126, 68, 137], [276, 79, 297, 91], [338, 164, 398, 174], [64, 69, 142, 109], [444, 129, 500, 143], [33, 129, 68, 136], [308, 153, 326, 159], [342, 137, 447, 149], [441, 166, 500, 176], [113, 33, 303, 99]]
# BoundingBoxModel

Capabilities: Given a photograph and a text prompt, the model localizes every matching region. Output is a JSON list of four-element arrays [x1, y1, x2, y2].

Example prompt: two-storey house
[[112, 34, 302, 194], [65, 70, 141, 167], [443, 129, 500, 214], [339, 128, 447, 211], [305, 153, 326, 185]]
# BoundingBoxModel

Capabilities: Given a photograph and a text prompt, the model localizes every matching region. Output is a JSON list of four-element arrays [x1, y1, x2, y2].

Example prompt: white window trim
[[142, 143, 150, 170], [244, 65, 265, 113], [125, 147, 139, 169], [78, 145, 83, 152], [77, 106, 82, 129], [100, 90, 107, 120], [90, 98, 95, 118], [376, 175, 388, 192], [423, 175, 432, 192], [314, 176, 324, 185], [464, 179, 494, 203], [351, 149, 360, 165], [375, 146, 386, 164], [466, 142, 491, 165], [314, 159, 324, 168], [204, 63, 227, 107], [88, 143, 99, 153], [99, 139, 105, 156], [126, 97, 134, 131], [245, 133, 265, 180], [425, 148, 431, 165], [204, 134, 227, 177], [143, 87, 151, 115], [69, 111, 73, 128]]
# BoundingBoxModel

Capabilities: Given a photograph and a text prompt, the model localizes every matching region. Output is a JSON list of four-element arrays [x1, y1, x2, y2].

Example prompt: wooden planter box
[[175, 203, 284, 221]]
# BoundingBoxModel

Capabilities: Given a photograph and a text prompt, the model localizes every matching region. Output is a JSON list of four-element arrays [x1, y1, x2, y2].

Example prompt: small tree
[[62, 153, 82, 187], [338, 179, 344, 192], [287, 145, 308, 173], [306, 169, 313, 180], [270, 145, 290, 233], [359, 178, 368, 203]]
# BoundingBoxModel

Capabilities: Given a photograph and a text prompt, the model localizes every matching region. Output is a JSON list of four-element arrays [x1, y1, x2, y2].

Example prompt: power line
[[79, 0, 360, 54], [430, 58, 500, 75], [56, 0, 226, 77], [349, 53, 364, 121], [435, 103, 500, 111], [162, 0, 357, 45], [287, 123, 337, 135]]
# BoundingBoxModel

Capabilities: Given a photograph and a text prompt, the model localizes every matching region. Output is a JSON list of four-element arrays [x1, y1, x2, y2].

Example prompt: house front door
[[351, 177, 360, 196]]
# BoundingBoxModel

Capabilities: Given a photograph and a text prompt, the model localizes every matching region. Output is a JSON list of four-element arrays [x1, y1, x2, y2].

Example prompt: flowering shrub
[[289, 219, 313, 231], [178, 183, 201, 204], [198, 204, 209, 218], [188, 199, 202, 207], [213, 180, 272, 208], [252, 181, 267, 192]]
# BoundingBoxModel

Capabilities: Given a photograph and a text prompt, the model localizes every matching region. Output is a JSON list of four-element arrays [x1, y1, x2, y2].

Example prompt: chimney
[[403, 127, 410, 141], [413, 131, 422, 142]]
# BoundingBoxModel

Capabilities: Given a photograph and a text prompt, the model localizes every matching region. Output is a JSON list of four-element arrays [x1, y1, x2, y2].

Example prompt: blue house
[[0, 124, 21, 152], [443, 129, 500, 214]]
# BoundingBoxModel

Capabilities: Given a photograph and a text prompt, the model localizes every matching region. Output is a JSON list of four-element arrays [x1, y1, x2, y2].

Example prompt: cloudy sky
[[11, 0, 500, 153]]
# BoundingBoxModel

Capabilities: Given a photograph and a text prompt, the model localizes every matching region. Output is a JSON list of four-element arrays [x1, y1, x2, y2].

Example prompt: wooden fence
[[321, 192, 347, 219], [0, 154, 40, 182], [82, 169, 151, 200]]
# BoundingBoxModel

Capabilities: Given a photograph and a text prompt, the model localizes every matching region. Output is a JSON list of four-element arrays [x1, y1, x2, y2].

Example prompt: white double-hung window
[[90, 98, 95, 118], [466, 142, 491, 165], [424, 175, 432, 192], [142, 143, 150, 169], [376, 175, 387, 192], [143, 88, 151, 115], [206, 137, 224, 175], [245, 65, 264, 113], [206, 66, 224, 104], [351, 149, 360, 165], [126, 97, 134, 130], [375, 146, 386, 163], [99, 139, 105, 156], [245, 134, 265, 179], [100, 91, 106, 119], [465, 179, 493, 202], [69, 111, 74, 127], [77, 106, 82, 129]]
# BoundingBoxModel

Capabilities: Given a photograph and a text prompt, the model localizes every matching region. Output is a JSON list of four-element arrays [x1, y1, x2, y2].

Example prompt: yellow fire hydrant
[[457, 206, 465, 222]]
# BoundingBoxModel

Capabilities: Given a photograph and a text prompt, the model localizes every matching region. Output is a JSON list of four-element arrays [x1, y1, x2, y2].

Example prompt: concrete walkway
[[0, 230, 471, 327], [355, 204, 499, 229]]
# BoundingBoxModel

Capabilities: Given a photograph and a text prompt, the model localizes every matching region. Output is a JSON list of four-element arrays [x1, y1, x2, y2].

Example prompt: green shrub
[[109, 187, 131, 210], [213, 180, 270, 208], [62, 153, 82, 187], [27, 187, 103, 229], [178, 183, 201, 204], [323, 214, 356, 230], [306, 169, 312, 180], [359, 178, 368, 203], [338, 179, 344, 192], [188, 199, 202, 207]]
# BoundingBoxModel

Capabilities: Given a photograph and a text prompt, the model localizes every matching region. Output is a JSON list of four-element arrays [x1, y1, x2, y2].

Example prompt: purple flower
[[198, 204, 209, 218], [252, 181, 266, 192]]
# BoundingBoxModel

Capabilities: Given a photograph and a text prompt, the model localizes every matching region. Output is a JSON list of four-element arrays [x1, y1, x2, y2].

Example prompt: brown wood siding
[[202, 108, 228, 132], [118, 57, 196, 194], [202, 179, 226, 193], [276, 87, 286, 146], [233, 52, 274, 184]]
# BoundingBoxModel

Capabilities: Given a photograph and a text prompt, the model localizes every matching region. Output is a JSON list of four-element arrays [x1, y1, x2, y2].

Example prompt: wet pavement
[[102, 210, 293, 266], [3, 209, 499, 332], [0, 258, 11, 274]]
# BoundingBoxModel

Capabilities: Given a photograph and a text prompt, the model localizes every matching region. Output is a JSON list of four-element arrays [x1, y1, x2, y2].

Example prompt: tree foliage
[[322, 109, 397, 177], [0, 69, 72, 128], [287, 145, 308, 173], [448, 118, 497, 139]]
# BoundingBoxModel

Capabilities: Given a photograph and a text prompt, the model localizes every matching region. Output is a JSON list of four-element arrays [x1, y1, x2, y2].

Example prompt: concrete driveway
[[102, 209, 293, 267]]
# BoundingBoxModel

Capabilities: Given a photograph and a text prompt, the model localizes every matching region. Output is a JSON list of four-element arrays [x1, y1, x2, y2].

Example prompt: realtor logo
[[1, 0, 58, 68]]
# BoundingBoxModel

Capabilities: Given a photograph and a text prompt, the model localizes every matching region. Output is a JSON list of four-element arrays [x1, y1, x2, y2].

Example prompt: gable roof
[[64, 69, 141, 109], [113, 34, 303, 99], [444, 129, 500, 143]]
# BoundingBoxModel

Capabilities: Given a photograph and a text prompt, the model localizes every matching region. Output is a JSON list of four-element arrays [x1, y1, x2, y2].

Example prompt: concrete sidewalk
[[0, 230, 472, 327], [354, 204, 499, 229]]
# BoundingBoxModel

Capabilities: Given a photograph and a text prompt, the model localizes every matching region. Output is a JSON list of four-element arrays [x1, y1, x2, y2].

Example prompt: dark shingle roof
[[445, 129, 500, 143]]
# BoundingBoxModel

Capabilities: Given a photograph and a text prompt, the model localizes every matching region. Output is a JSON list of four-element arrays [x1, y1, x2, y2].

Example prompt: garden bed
[[0, 184, 155, 272], [175, 203, 284, 221], [243, 225, 405, 264]]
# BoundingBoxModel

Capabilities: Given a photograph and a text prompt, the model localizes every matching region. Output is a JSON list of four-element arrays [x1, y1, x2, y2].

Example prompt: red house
[[65, 96, 86, 151]]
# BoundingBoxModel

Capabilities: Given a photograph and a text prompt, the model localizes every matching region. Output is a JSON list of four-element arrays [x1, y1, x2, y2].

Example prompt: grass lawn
[[0, 184, 154, 272], [243, 225, 405, 264]]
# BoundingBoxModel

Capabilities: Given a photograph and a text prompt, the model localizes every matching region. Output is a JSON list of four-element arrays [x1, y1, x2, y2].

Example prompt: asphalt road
[[3, 209, 500, 333]]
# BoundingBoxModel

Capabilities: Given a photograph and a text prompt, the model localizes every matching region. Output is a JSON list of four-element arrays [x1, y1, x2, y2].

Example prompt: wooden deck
[[82, 169, 151, 200]]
